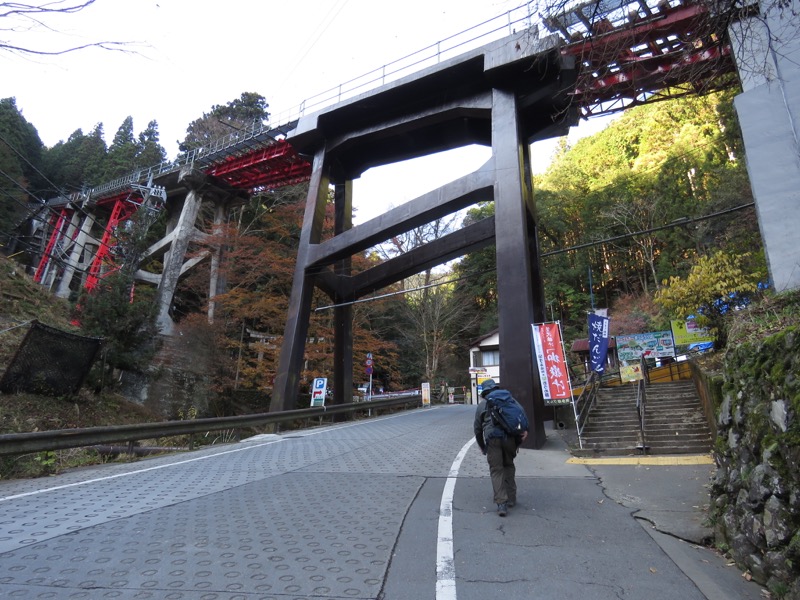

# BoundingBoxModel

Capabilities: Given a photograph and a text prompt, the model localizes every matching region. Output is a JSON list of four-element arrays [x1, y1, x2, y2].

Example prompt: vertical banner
[[311, 377, 327, 407], [421, 382, 431, 407], [531, 323, 573, 406], [588, 313, 611, 375]]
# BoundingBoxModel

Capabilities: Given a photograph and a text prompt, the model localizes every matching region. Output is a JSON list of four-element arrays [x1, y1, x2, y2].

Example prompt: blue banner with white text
[[588, 313, 610, 375]]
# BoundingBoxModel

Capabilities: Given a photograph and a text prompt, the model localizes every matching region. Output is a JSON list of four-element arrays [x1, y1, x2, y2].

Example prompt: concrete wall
[[731, 1, 800, 292]]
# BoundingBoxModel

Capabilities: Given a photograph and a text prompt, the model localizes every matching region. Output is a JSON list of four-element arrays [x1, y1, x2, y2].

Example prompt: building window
[[472, 350, 482, 368], [481, 350, 499, 366]]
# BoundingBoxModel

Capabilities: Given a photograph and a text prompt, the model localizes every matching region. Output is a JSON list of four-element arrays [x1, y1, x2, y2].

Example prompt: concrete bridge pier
[[492, 88, 548, 448], [730, 3, 800, 292], [269, 28, 577, 449], [55, 212, 95, 299], [332, 181, 355, 409], [153, 167, 240, 335]]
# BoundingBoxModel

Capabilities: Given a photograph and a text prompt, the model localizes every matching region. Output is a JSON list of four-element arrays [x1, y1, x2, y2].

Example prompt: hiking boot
[[497, 503, 508, 517], [507, 500, 516, 508]]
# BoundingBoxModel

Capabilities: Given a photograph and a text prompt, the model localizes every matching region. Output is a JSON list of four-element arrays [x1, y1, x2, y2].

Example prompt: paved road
[[0, 404, 765, 599]]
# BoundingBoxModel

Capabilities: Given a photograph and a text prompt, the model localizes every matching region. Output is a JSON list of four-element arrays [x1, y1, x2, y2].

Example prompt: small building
[[467, 329, 500, 405], [569, 337, 618, 377]]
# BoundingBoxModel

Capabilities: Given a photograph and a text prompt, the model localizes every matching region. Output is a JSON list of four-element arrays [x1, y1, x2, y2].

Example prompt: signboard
[[365, 353, 373, 375], [421, 382, 431, 407], [620, 364, 644, 383], [531, 323, 573, 406], [588, 313, 611, 375], [670, 319, 715, 352], [311, 377, 327, 407], [615, 331, 675, 362], [477, 376, 493, 398]]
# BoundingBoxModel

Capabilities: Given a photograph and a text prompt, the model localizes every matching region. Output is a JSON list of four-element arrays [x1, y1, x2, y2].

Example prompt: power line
[[314, 270, 479, 312], [540, 202, 755, 257], [312, 201, 756, 310]]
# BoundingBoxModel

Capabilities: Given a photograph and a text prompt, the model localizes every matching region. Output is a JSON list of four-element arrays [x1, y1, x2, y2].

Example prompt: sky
[[2, 0, 612, 222]]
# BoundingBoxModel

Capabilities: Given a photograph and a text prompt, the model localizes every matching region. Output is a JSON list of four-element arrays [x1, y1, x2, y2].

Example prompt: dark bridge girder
[[271, 28, 578, 449]]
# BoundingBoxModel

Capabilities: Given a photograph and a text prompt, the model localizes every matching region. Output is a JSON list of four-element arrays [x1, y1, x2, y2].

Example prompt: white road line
[[0, 438, 287, 503], [436, 437, 476, 600], [0, 406, 442, 504]]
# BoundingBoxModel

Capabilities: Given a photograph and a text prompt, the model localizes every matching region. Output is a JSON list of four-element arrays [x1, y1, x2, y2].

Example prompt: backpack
[[486, 390, 529, 437]]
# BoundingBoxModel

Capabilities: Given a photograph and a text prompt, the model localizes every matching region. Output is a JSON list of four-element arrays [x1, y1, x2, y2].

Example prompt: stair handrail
[[636, 354, 649, 453], [574, 370, 600, 449]]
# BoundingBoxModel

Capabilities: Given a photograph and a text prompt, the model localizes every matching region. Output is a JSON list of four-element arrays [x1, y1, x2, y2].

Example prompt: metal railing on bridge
[[59, 2, 542, 207]]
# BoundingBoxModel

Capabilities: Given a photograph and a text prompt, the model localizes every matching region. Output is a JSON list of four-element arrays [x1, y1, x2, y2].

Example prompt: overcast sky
[[2, 0, 611, 222]]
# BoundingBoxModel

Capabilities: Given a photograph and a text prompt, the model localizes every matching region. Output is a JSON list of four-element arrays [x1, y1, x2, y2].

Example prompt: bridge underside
[[271, 28, 580, 449]]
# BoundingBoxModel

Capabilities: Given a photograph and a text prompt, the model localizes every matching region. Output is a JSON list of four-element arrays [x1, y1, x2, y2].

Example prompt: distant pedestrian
[[473, 379, 529, 516]]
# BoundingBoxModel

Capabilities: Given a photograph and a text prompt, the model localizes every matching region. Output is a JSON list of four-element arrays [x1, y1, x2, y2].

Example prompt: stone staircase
[[579, 380, 713, 455]]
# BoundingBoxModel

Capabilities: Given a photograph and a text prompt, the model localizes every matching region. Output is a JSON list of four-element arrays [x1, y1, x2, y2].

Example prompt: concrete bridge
[[15, 0, 800, 436], [0, 406, 764, 599]]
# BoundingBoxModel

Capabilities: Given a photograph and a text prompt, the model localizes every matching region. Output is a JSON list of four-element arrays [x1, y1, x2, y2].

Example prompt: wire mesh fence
[[0, 321, 101, 396]]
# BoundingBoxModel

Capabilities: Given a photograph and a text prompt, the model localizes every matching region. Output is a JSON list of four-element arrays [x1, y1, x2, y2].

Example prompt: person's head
[[480, 379, 498, 398]]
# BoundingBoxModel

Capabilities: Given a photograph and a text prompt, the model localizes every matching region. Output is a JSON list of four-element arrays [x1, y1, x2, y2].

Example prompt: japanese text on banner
[[532, 323, 572, 406]]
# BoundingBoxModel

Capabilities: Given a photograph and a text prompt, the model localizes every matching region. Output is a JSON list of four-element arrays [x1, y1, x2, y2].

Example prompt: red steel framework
[[34, 208, 72, 283], [84, 194, 139, 291], [555, 0, 736, 117], [204, 139, 312, 191]]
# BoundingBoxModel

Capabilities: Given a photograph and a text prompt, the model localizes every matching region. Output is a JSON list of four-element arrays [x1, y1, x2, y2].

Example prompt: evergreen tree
[[104, 116, 137, 180], [0, 98, 45, 249], [136, 119, 167, 168], [43, 125, 107, 190], [76, 272, 159, 375], [180, 92, 270, 152]]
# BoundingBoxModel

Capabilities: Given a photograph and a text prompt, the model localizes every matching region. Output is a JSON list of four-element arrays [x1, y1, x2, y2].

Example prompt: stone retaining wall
[[711, 327, 799, 598]]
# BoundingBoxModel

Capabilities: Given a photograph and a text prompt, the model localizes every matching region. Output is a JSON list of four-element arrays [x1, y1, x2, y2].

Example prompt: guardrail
[[0, 394, 421, 457]]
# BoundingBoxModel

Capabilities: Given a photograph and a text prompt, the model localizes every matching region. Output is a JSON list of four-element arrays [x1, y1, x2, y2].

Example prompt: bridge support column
[[333, 181, 354, 409], [492, 88, 547, 449], [155, 167, 205, 335], [208, 200, 228, 324], [56, 213, 95, 299], [271, 148, 330, 411]]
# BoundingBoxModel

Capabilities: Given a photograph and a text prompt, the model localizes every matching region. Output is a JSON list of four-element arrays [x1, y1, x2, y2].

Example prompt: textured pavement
[[0, 404, 767, 599]]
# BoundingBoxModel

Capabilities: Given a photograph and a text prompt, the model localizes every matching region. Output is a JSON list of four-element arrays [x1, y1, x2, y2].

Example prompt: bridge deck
[[0, 405, 760, 599]]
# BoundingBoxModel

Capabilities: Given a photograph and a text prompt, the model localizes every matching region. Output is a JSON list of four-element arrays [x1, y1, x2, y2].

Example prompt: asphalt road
[[0, 404, 766, 599]]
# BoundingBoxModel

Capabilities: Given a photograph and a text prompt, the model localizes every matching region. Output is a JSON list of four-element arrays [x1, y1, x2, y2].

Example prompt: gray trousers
[[486, 436, 518, 504]]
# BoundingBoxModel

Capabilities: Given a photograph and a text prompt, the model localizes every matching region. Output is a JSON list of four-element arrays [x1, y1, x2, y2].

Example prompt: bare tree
[[601, 194, 662, 294], [400, 273, 480, 385], [1, 1, 130, 55]]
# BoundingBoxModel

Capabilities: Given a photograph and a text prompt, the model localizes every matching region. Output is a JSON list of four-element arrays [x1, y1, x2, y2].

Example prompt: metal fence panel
[[0, 321, 102, 395]]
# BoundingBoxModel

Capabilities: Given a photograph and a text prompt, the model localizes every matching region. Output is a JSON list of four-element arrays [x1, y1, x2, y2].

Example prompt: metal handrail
[[635, 354, 648, 453], [48, 3, 541, 207], [574, 370, 600, 449], [0, 394, 421, 457]]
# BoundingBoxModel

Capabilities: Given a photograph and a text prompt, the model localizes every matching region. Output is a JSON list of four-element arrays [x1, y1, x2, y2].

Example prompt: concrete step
[[576, 379, 714, 456]]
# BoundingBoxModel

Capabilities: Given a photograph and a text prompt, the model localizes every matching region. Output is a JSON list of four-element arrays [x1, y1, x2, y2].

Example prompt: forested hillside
[[0, 87, 767, 411], [452, 88, 765, 348]]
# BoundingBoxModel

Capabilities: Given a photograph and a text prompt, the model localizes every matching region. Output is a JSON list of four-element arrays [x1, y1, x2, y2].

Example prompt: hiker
[[473, 379, 529, 516]]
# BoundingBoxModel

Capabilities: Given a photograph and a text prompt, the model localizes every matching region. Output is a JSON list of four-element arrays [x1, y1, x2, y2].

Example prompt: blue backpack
[[486, 389, 529, 437]]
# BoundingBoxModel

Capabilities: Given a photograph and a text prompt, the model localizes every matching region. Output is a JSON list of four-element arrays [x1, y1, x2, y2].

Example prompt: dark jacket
[[473, 388, 519, 452]]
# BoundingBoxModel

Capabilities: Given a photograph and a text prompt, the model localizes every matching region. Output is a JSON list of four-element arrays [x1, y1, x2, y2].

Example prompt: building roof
[[570, 337, 617, 353], [469, 328, 499, 347]]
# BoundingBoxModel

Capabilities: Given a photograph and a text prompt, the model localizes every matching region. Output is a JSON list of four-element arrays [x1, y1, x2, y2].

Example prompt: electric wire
[[312, 200, 757, 311]]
